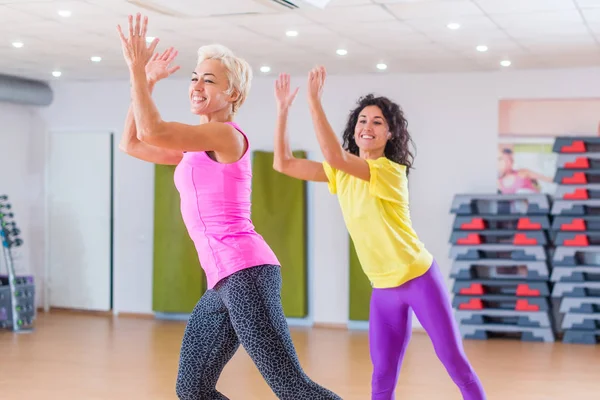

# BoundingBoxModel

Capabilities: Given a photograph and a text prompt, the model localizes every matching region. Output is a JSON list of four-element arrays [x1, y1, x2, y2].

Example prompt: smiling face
[[189, 59, 237, 116], [353, 105, 391, 154]]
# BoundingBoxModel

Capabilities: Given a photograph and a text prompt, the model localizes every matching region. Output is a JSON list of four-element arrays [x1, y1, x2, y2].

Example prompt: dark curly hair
[[342, 94, 415, 175]]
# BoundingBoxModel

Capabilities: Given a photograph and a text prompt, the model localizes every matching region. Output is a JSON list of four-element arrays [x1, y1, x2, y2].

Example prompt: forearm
[[273, 108, 295, 169], [119, 80, 155, 151], [308, 98, 344, 163], [130, 67, 165, 141]]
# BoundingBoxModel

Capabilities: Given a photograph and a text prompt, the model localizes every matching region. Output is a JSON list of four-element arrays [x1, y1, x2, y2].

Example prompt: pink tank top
[[173, 121, 280, 289]]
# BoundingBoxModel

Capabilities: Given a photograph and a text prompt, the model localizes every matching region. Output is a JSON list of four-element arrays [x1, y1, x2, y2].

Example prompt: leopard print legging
[[175, 264, 342, 400]]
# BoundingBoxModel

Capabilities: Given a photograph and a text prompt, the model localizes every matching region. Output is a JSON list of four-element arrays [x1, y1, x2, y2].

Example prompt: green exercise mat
[[349, 237, 372, 321], [251, 150, 308, 318], [152, 164, 205, 313]]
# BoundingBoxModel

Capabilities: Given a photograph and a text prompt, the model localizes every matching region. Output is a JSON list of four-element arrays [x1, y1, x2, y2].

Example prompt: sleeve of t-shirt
[[366, 158, 406, 203], [322, 161, 337, 194]]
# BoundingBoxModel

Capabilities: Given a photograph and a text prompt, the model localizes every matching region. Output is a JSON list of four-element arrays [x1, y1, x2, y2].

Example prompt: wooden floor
[[1, 311, 599, 399]]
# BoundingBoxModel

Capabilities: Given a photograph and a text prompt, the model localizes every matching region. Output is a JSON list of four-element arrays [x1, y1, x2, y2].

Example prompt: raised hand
[[307, 65, 326, 104], [116, 13, 159, 71], [146, 47, 181, 84], [274, 73, 299, 112]]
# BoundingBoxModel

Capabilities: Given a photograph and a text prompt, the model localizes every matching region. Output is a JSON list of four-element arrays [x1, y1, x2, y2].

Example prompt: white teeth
[[361, 134, 375, 139]]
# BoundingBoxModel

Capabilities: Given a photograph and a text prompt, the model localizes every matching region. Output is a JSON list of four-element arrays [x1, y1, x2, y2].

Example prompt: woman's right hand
[[146, 47, 181, 84], [274, 73, 299, 112]]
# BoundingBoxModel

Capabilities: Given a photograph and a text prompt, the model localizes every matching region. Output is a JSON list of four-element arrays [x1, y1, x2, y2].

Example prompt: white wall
[[0, 102, 46, 307], [39, 66, 600, 324]]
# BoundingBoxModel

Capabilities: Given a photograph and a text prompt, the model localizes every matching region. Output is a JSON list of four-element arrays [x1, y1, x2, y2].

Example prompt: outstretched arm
[[306, 66, 370, 181], [273, 73, 328, 182], [117, 13, 244, 156]]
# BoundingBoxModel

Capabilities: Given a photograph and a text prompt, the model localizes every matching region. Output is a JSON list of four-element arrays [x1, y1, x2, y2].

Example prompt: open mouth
[[191, 95, 207, 104], [360, 134, 375, 140]]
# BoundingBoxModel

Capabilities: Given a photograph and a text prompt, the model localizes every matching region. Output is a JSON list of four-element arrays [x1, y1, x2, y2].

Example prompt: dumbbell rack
[[0, 194, 35, 332]]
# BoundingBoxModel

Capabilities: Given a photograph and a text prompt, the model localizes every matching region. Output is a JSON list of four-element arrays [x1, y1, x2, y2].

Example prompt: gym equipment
[[448, 193, 556, 341], [556, 153, 600, 169], [551, 199, 600, 216], [455, 309, 552, 328], [551, 136, 600, 344], [459, 324, 555, 342], [551, 215, 600, 231], [449, 230, 548, 246], [552, 137, 600, 153], [452, 295, 550, 311], [450, 260, 549, 281], [450, 194, 550, 215], [449, 244, 547, 261], [0, 194, 35, 332], [452, 215, 550, 231], [551, 266, 600, 283], [552, 282, 600, 297], [555, 184, 600, 200]]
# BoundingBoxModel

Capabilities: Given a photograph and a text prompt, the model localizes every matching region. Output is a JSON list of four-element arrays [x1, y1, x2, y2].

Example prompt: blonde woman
[[117, 14, 341, 400]]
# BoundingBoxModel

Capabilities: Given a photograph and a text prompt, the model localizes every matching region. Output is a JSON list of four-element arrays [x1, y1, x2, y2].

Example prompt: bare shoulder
[[209, 121, 248, 162]]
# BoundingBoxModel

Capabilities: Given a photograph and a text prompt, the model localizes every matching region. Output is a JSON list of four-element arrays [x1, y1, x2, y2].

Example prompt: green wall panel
[[251, 150, 308, 318], [349, 237, 372, 321], [152, 164, 205, 313]]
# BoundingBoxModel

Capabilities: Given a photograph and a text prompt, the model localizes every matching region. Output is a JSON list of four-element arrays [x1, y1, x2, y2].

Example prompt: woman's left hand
[[307, 65, 327, 104], [117, 13, 159, 72]]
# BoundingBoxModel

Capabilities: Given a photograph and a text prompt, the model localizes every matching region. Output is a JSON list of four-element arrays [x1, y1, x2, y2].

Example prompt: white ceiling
[[0, 0, 599, 81]]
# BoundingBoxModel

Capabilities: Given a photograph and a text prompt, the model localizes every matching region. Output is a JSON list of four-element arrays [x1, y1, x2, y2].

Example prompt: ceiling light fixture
[[90, 56, 102, 62], [260, 65, 271, 73], [447, 22, 461, 30], [12, 41, 24, 48], [57, 10, 72, 17], [336, 49, 348, 56], [500, 60, 512, 67], [52, 71, 62, 77], [286, 30, 298, 37], [376, 63, 387, 70], [476, 45, 488, 52]]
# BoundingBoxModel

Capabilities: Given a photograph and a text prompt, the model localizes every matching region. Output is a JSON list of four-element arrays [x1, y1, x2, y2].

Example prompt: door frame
[[43, 130, 115, 312]]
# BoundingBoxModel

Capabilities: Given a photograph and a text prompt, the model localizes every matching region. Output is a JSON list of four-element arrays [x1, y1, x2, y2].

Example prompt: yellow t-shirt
[[323, 157, 433, 289]]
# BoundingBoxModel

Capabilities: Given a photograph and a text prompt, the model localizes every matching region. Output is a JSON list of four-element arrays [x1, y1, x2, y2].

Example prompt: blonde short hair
[[197, 44, 252, 114]]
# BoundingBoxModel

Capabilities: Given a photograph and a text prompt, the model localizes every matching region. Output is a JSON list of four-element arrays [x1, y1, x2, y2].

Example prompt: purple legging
[[369, 260, 486, 400]]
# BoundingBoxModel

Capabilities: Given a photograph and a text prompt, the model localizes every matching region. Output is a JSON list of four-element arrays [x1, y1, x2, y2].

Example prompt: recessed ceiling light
[[286, 30, 298, 37], [447, 23, 461, 30], [500, 60, 512, 67], [90, 56, 102, 62], [57, 10, 71, 17], [336, 49, 348, 56], [376, 63, 387, 70], [260, 65, 271, 73], [476, 45, 488, 52], [12, 41, 24, 48], [52, 71, 62, 78], [146, 36, 155, 43]]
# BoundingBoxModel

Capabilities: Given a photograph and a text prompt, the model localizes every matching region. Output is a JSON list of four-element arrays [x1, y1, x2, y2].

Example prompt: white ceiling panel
[[0, 0, 598, 81], [576, 0, 600, 8], [474, 0, 577, 15], [385, 1, 484, 20], [300, 4, 396, 23]]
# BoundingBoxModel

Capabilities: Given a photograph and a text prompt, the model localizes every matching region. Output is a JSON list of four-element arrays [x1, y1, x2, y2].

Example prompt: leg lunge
[[409, 261, 486, 400], [216, 265, 342, 400], [369, 288, 412, 400], [176, 290, 240, 400]]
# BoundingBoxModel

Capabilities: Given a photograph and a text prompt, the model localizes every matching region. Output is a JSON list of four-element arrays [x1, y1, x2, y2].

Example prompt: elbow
[[137, 122, 165, 145], [273, 159, 286, 173]]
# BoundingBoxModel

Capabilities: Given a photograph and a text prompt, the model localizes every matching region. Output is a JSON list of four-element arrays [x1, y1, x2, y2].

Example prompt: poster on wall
[[498, 98, 600, 197]]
